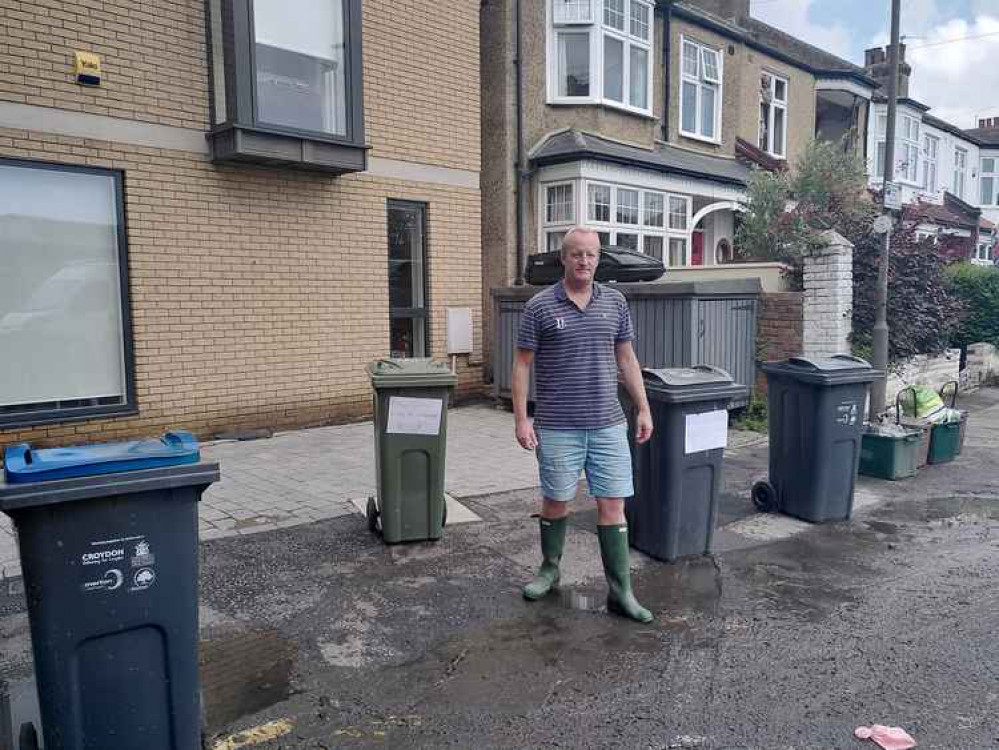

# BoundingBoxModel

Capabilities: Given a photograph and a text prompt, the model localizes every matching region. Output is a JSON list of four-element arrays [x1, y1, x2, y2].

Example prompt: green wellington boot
[[523, 516, 568, 601], [598, 524, 653, 623]]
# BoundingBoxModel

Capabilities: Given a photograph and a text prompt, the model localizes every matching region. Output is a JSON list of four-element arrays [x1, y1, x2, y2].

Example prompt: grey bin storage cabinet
[[492, 280, 759, 409], [0, 437, 219, 750], [754, 356, 881, 523], [367, 358, 457, 544], [623, 366, 748, 561]]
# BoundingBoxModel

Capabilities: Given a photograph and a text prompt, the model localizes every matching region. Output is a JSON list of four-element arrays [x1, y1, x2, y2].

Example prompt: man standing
[[512, 226, 654, 623]]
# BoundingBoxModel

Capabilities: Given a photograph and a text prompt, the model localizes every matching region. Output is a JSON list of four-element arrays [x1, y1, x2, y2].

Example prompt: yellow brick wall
[[0, 131, 482, 446], [0, 0, 481, 171], [0, 0, 483, 447], [0, 0, 210, 128]]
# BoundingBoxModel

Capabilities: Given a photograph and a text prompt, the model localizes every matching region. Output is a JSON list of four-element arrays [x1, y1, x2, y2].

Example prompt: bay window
[[544, 182, 576, 252], [543, 179, 691, 265], [549, 0, 654, 114], [205, 0, 366, 173], [759, 72, 787, 158], [680, 37, 721, 142]]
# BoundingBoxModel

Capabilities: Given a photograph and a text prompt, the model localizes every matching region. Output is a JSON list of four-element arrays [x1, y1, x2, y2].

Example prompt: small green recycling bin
[[367, 358, 457, 543], [859, 428, 921, 480], [928, 421, 961, 464]]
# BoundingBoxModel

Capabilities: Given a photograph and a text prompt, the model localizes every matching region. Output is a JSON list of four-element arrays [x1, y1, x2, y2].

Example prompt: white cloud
[[907, 14, 999, 128], [755, 0, 999, 130], [750, 0, 854, 60]]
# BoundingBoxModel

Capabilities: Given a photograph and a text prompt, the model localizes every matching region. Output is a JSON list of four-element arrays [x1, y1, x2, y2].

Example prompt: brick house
[[0, 0, 483, 447], [480, 0, 876, 371]]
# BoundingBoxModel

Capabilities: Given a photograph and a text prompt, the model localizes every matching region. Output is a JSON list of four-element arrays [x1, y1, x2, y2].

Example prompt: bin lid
[[3, 431, 201, 485], [0, 462, 220, 513], [641, 365, 749, 404], [760, 355, 883, 385], [367, 358, 458, 389]]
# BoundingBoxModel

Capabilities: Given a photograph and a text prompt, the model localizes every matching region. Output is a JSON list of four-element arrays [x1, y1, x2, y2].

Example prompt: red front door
[[691, 231, 705, 266]]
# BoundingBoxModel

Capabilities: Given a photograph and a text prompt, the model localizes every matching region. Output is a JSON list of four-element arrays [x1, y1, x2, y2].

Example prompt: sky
[[750, 0, 999, 129]]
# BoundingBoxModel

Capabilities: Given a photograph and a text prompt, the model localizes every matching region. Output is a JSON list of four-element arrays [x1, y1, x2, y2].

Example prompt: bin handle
[[896, 386, 916, 425], [373, 359, 404, 369], [939, 380, 959, 408], [830, 354, 871, 365], [692, 364, 733, 379]]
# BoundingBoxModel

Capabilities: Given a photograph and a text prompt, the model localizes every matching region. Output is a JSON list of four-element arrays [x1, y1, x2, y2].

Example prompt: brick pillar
[[802, 230, 854, 359], [756, 291, 804, 393]]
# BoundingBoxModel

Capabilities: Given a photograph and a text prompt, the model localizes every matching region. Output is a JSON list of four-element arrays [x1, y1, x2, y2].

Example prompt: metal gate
[[492, 279, 760, 408]]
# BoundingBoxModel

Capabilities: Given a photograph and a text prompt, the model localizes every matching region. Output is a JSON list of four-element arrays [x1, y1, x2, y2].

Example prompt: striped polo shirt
[[517, 280, 635, 429]]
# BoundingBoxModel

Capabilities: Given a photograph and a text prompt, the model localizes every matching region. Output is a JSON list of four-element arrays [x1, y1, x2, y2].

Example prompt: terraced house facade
[[0, 0, 482, 447], [480, 0, 877, 367]]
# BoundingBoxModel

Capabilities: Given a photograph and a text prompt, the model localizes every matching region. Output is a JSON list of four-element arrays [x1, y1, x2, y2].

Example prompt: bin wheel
[[441, 500, 448, 528], [19, 722, 39, 750], [751, 480, 779, 513], [366, 496, 381, 536]]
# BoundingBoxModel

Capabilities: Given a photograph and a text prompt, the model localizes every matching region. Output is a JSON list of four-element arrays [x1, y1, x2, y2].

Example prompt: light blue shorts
[[535, 423, 634, 501]]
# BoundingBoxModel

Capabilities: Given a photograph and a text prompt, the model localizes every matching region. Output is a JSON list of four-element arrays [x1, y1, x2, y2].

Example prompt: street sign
[[873, 215, 893, 235], [883, 181, 902, 211]]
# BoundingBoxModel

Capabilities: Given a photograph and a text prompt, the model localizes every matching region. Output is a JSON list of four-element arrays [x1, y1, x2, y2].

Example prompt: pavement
[[2, 391, 999, 749]]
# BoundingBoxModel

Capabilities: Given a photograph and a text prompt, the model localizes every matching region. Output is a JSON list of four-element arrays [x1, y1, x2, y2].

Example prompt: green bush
[[947, 263, 999, 349], [732, 395, 768, 433]]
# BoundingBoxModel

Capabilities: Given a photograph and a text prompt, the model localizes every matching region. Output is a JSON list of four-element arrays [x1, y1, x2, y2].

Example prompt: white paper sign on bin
[[386, 396, 443, 435], [684, 409, 728, 454]]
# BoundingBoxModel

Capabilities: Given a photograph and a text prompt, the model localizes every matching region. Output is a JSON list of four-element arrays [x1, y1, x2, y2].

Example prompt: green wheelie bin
[[366, 358, 457, 543]]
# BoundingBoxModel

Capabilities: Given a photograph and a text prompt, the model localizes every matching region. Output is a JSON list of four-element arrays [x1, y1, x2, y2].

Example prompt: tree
[[947, 263, 999, 349], [735, 138, 963, 364]]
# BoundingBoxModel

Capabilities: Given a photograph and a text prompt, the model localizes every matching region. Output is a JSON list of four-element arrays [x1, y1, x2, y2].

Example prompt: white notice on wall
[[386, 396, 443, 435], [684, 409, 728, 454]]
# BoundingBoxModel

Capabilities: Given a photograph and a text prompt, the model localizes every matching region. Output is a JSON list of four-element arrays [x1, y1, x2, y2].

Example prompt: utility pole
[[870, 0, 902, 417]]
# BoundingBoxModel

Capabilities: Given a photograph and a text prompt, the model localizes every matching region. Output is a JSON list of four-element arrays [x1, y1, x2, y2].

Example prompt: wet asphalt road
[[194, 391, 999, 750], [1, 393, 996, 749]]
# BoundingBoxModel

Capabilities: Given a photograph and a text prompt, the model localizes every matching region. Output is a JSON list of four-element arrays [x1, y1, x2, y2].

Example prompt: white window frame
[[547, 0, 655, 116], [0, 158, 136, 427], [679, 36, 723, 144], [922, 134, 939, 193], [899, 115, 920, 184], [974, 241, 991, 263], [758, 71, 788, 158], [981, 157, 998, 206], [573, 179, 692, 266], [954, 147, 967, 199]]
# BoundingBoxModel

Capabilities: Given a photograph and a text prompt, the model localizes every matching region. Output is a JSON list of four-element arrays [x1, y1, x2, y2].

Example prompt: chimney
[[684, 0, 751, 23], [981, 117, 999, 130], [863, 44, 912, 98]]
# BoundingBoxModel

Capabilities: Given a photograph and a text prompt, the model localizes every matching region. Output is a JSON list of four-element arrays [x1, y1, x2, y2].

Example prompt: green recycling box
[[367, 358, 457, 543]]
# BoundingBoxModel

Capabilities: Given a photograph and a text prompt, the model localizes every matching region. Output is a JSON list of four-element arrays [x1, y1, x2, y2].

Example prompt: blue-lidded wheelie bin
[[0, 431, 219, 750], [753, 356, 881, 522], [624, 366, 748, 561]]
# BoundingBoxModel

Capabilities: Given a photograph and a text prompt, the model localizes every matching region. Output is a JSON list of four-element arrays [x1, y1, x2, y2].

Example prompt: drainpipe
[[514, 0, 527, 285], [661, 1, 672, 142]]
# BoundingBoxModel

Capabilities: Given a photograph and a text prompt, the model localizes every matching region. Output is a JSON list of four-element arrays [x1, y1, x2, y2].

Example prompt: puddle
[[200, 628, 296, 733], [865, 520, 901, 535]]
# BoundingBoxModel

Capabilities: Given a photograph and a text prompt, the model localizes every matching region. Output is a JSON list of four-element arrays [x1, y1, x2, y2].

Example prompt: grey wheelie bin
[[367, 358, 457, 544], [624, 366, 749, 561], [0, 431, 219, 750], [753, 355, 881, 523]]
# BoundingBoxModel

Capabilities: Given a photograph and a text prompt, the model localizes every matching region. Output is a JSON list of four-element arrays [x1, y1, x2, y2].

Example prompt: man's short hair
[[560, 226, 601, 257]]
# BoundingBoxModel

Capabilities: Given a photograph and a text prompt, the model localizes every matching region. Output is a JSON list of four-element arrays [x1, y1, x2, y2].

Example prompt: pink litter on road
[[854, 724, 917, 750]]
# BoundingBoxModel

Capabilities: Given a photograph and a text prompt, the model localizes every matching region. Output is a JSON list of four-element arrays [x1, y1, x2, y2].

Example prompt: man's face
[[561, 234, 600, 285]]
